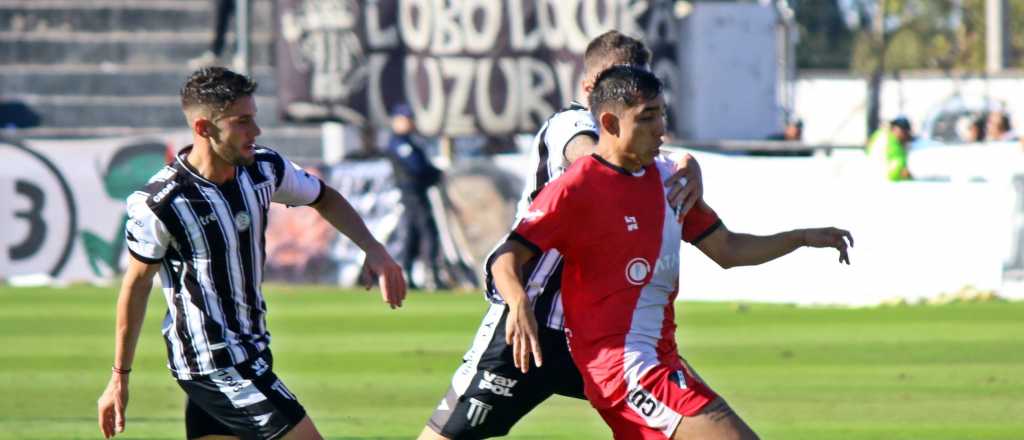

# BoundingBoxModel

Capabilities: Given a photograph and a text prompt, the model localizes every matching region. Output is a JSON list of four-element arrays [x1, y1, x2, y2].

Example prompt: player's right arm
[[489, 239, 542, 373], [562, 132, 599, 164], [98, 256, 160, 439]]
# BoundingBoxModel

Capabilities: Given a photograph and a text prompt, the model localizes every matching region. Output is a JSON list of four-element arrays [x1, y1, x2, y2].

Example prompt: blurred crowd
[[764, 105, 1021, 183]]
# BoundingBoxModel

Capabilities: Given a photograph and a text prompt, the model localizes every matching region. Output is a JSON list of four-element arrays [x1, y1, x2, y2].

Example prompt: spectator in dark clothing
[[386, 105, 446, 290], [189, 0, 235, 69]]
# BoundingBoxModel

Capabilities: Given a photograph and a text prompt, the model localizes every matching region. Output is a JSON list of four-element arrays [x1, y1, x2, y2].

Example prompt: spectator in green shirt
[[867, 117, 913, 181]]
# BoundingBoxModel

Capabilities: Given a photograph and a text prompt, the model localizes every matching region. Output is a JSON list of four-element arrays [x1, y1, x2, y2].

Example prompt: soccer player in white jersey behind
[[494, 65, 853, 439], [418, 31, 704, 440], [97, 67, 406, 439]]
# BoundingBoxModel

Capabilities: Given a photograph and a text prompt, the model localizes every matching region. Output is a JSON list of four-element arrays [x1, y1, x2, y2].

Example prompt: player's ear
[[581, 78, 594, 95], [193, 117, 215, 139], [599, 111, 619, 136]]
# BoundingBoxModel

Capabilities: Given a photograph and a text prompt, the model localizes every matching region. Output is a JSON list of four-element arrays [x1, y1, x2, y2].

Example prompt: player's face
[[210, 95, 261, 166], [619, 94, 666, 167]]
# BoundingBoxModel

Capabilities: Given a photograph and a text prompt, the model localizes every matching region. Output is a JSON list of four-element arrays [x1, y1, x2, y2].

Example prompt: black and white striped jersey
[[125, 146, 324, 380], [484, 103, 597, 331]]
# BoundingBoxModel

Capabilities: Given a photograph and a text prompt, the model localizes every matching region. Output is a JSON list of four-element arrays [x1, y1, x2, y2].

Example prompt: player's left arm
[[269, 150, 405, 308], [311, 185, 406, 308], [695, 218, 853, 268]]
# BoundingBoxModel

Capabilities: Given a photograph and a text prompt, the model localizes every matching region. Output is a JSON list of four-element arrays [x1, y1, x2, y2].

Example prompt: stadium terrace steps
[[0, 65, 276, 97], [1, 0, 325, 161], [0, 1, 273, 33], [8, 96, 281, 128], [0, 36, 274, 65]]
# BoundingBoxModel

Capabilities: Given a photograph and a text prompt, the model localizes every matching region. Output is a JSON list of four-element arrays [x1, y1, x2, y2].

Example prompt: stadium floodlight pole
[[234, 0, 251, 76]]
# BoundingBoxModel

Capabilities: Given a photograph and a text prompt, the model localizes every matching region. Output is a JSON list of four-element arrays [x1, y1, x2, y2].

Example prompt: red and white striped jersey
[[511, 154, 721, 409]]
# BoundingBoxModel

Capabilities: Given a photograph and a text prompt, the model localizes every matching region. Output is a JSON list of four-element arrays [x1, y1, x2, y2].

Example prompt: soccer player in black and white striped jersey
[[419, 31, 704, 440], [97, 67, 406, 440]]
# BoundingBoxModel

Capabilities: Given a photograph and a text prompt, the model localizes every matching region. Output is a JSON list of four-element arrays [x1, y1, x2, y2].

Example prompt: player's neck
[[186, 141, 236, 184], [595, 142, 642, 173]]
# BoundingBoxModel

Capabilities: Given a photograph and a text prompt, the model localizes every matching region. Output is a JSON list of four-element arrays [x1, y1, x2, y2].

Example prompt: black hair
[[588, 65, 663, 117], [180, 67, 258, 115]]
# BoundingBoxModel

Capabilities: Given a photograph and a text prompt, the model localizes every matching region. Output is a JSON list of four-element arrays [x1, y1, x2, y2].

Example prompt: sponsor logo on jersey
[[271, 380, 297, 401], [251, 357, 270, 377], [149, 167, 177, 183], [522, 209, 545, 222], [152, 180, 178, 203], [197, 211, 219, 226], [253, 413, 272, 427], [625, 215, 639, 232], [625, 257, 651, 285], [466, 398, 492, 427], [235, 211, 252, 231], [478, 371, 517, 397], [627, 388, 665, 418], [671, 370, 688, 389], [212, 368, 267, 407]]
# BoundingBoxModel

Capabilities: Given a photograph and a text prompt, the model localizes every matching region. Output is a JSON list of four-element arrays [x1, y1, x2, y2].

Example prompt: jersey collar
[[176, 145, 238, 187], [591, 154, 646, 177]]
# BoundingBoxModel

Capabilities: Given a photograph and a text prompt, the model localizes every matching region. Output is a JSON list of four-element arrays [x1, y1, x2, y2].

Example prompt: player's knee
[[673, 398, 759, 440], [280, 416, 322, 440]]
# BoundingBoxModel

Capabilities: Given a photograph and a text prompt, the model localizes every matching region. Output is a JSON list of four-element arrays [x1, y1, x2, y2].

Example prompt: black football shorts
[[427, 304, 585, 439], [177, 350, 306, 440]]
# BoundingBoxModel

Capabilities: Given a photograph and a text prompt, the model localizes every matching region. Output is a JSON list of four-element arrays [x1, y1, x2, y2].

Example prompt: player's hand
[[505, 300, 543, 373], [665, 153, 703, 222], [802, 227, 854, 264], [359, 244, 407, 309], [97, 373, 129, 438]]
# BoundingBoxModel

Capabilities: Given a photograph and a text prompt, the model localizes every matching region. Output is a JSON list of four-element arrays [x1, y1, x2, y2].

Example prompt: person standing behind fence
[[866, 117, 913, 181], [385, 104, 447, 290]]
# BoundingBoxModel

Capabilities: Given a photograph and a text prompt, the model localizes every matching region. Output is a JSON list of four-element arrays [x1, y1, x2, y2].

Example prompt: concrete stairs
[[0, 0, 323, 160]]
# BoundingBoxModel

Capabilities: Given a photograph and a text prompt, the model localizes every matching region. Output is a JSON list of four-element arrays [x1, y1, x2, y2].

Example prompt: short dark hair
[[180, 67, 258, 116], [997, 113, 1012, 131], [584, 31, 651, 73], [890, 116, 911, 132], [588, 65, 663, 117]]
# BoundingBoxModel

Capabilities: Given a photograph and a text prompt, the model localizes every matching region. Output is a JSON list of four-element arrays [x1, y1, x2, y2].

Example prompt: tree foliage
[[794, 0, 1024, 72]]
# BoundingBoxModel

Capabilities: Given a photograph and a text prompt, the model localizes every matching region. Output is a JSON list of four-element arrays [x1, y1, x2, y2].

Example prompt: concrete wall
[[676, 3, 781, 140]]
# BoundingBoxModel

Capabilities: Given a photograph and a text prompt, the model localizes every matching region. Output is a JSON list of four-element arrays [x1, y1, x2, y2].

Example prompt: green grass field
[[0, 284, 1021, 440]]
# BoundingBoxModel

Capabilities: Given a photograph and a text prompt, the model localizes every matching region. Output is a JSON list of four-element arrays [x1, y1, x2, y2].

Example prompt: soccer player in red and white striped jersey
[[492, 66, 853, 440]]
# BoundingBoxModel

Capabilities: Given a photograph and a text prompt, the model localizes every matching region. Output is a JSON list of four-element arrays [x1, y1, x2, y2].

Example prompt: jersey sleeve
[[124, 191, 171, 264], [270, 151, 325, 207], [682, 202, 722, 244], [510, 181, 576, 255], [544, 108, 597, 166]]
